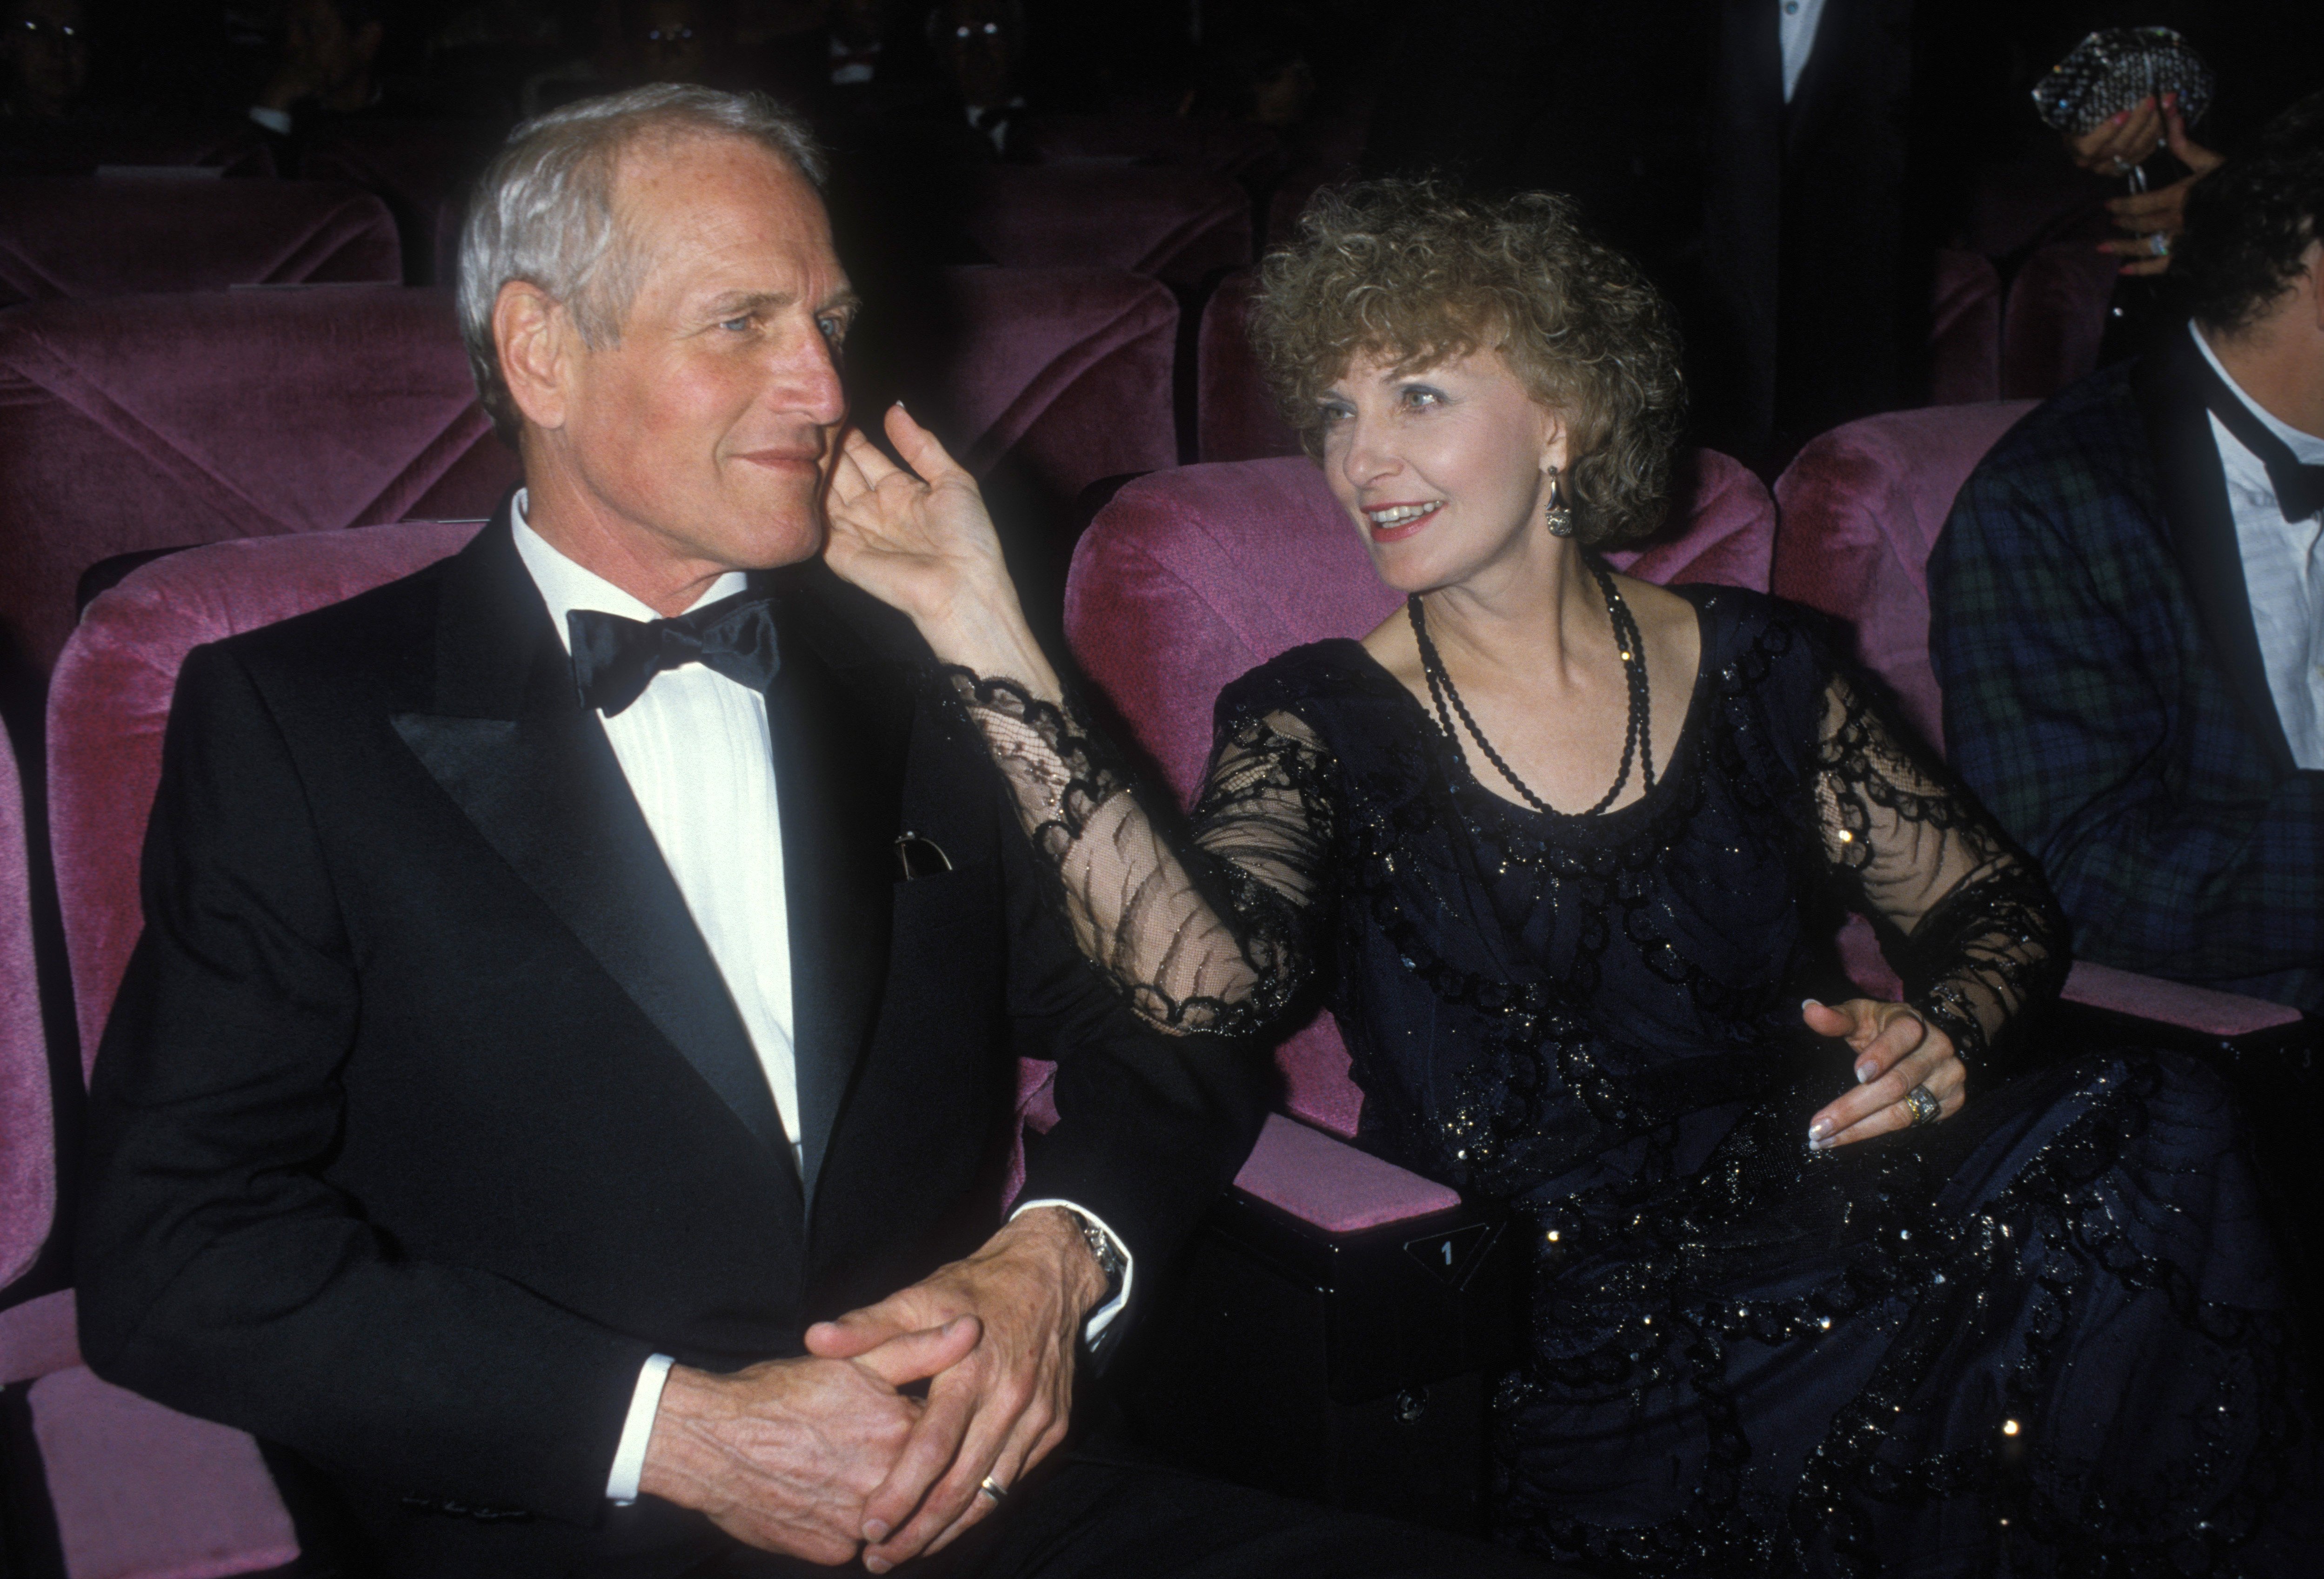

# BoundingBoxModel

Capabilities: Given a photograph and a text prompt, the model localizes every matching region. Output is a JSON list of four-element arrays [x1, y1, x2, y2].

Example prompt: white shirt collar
[[509, 487, 751, 655], [2190, 321, 2324, 464]]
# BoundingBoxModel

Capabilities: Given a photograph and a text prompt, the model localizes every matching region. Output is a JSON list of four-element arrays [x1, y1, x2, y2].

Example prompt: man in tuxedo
[[75, 84, 1548, 1579], [1930, 93, 2324, 1012]]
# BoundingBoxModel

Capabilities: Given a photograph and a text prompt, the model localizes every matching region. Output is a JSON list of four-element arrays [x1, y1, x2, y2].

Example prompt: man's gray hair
[[456, 84, 827, 445]]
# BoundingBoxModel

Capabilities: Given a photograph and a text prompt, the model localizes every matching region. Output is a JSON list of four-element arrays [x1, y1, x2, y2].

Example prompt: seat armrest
[[1231, 1112, 1460, 1231], [2057, 961, 2314, 1065]]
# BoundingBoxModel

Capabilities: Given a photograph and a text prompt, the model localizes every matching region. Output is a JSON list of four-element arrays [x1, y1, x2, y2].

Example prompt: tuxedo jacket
[[1930, 327, 2324, 1011], [76, 506, 1269, 1571]]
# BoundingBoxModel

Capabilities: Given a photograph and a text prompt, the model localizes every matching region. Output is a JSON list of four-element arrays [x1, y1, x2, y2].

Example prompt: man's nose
[[772, 328, 848, 427]]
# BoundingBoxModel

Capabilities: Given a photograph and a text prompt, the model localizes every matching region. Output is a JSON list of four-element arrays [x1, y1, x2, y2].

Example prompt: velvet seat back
[[0, 178, 401, 306], [0, 288, 517, 676], [1194, 270, 1298, 464], [1063, 453, 1776, 1134], [957, 167, 1252, 291], [1770, 401, 2037, 751], [49, 522, 483, 1069], [0, 120, 274, 179], [905, 266, 1181, 509], [1016, 114, 1286, 185], [1926, 249, 2002, 407], [2001, 242, 2119, 401], [299, 121, 498, 286], [0, 724, 48, 1291]]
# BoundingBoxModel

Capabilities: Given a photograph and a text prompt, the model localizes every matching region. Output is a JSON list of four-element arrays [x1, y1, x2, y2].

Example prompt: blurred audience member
[[2, 0, 89, 120], [1931, 92, 2324, 1011], [249, 0, 395, 136], [614, 0, 726, 86], [931, 0, 1024, 156]]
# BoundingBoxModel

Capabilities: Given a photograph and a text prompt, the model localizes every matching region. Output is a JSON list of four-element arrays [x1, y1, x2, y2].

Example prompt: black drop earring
[[1544, 466, 1574, 538]]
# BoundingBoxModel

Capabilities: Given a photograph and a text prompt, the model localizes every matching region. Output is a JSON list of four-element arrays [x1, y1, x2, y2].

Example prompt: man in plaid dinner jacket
[[1930, 94, 2324, 1012]]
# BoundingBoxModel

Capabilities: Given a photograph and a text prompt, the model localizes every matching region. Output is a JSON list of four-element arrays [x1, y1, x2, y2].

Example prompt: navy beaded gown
[[954, 584, 2317, 1575]]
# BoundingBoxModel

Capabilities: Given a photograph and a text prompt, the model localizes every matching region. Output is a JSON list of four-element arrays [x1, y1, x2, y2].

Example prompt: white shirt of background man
[[508, 494, 1130, 1504], [1779, 0, 1828, 105], [2192, 323, 2324, 769]]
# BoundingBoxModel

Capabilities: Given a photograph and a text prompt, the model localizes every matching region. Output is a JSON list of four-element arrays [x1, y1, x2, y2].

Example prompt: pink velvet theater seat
[[956, 166, 1252, 292], [2001, 241, 2121, 402], [20, 524, 484, 1579], [1066, 451, 1776, 1140], [0, 177, 401, 307], [0, 723, 48, 1298], [1771, 401, 2037, 752], [907, 266, 1181, 508], [1194, 271, 1298, 464], [0, 287, 517, 676], [51, 522, 485, 1070]]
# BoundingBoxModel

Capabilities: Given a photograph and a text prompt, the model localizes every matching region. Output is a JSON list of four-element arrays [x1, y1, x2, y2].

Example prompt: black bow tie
[[2196, 355, 2324, 522], [568, 591, 781, 717]]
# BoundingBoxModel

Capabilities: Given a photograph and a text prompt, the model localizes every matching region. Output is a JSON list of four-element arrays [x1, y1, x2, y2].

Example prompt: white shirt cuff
[[605, 1353, 674, 1504], [1010, 1199, 1133, 1342], [247, 105, 293, 135]]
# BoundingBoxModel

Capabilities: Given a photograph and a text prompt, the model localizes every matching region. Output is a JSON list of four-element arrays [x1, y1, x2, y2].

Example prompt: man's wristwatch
[[1062, 1208, 1127, 1305]]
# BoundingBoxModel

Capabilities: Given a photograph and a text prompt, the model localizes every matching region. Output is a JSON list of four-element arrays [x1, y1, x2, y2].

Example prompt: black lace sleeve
[[1811, 669, 2069, 1067], [938, 669, 1336, 1037]]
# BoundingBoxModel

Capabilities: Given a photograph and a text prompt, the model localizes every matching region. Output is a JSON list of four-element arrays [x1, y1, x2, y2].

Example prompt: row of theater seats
[[0, 250, 2143, 703], [3, 379, 2309, 1572], [0, 110, 1345, 305]]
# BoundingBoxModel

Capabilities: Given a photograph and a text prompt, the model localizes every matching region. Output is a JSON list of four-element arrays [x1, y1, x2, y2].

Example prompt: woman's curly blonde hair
[[1250, 178, 1685, 549]]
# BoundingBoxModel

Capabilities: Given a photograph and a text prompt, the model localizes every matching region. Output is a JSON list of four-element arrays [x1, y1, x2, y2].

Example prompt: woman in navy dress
[[823, 179, 2317, 1574]]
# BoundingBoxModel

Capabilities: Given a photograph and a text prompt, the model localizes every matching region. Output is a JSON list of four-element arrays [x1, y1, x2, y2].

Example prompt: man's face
[[546, 134, 855, 578], [5, 0, 89, 110], [284, 0, 375, 92], [631, 0, 712, 84]]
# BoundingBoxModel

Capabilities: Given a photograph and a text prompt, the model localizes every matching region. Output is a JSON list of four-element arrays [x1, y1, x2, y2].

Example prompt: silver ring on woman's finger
[[1903, 1084, 1943, 1128], [977, 1475, 1008, 1504], [2147, 231, 2171, 257]]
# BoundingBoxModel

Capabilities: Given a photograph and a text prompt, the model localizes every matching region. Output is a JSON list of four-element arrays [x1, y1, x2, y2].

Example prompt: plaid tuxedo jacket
[[1929, 328, 2324, 1011]]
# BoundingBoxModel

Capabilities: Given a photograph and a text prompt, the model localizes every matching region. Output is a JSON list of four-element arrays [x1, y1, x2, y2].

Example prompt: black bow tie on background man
[[2196, 355, 2324, 522], [568, 591, 781, 716]]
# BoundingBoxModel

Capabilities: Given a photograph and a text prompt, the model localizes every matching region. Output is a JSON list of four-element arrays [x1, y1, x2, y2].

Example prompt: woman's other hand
[[2068, 93, 2164, 175], [1802, 998, 1963, 1149], [825, 403, 1058, 692], [2097, 94, 2224, 276]]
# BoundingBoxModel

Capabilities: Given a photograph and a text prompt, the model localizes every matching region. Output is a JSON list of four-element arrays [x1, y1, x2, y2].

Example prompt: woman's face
[[1317, 344, 1566, 596]]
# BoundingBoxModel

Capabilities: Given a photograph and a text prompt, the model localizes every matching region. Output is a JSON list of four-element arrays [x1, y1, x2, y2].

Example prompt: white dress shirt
[[2191, 324, 2324, 769], [507, 496, 1128, 1505], [1778, 0, 1827, 105]]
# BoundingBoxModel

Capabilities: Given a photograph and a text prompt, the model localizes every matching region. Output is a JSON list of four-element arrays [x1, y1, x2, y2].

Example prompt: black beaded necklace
[[1407, 562, 1654, 817]]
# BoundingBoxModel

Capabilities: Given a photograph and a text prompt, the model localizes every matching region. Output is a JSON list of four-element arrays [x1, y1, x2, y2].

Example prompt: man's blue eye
[[721, 317, 751, 332]]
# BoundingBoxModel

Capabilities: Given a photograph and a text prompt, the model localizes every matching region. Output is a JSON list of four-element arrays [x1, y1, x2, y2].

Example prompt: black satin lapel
[[767, 599, 901, 1203], [392, 522, 800, 1180], [2136, 335, 2299, 776]]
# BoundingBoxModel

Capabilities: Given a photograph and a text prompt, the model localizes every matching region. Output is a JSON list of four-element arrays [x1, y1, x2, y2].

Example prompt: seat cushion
[[30, 1364, 299, 1579]]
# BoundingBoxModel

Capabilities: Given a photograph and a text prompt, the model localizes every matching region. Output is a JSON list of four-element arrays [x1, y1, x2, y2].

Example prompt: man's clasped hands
[[637, 1204, 1108, 1572]]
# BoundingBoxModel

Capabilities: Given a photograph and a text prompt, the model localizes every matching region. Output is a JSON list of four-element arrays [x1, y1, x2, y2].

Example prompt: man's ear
[[494, 280, 575, 433]]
